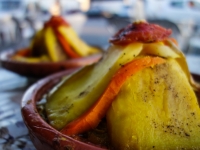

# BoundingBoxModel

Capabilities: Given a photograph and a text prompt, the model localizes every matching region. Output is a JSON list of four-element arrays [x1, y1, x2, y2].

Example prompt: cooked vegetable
[[12, 55, 50, 63], [29, 29, 47, 57], [44, 27, 67, 61], [164, 40, 200, 91], [109, 21, 172, 45], [12, 16, 101, 63], [14, 48, 31, 57], [45, 43, 143, 130], [58, 26, 99, 56], [61, 56, 166, 135], [107, 59, 200, 149], [55, 27, 80, 58], [11, 48, 50, 63]]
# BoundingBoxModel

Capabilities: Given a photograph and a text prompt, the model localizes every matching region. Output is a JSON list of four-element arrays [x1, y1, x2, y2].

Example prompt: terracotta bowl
[[0, 48, 102, 78], [21, 70, 200, 150]]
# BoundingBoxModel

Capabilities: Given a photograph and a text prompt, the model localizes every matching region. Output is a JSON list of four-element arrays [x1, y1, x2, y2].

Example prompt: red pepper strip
[[60, 56, 166, 136]]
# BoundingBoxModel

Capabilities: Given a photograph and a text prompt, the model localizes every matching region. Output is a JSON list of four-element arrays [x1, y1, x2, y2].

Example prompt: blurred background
[[0, 0, 199, 54]]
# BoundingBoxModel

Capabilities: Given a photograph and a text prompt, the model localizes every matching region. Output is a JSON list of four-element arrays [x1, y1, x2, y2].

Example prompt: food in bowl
[[28, 21, 200, 149], [12, 16, 100, 63]]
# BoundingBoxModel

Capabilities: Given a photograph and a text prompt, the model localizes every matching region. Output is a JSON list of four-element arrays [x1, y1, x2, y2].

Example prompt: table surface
[[0, 69, 37, 150], [0, 55, 199, 150]]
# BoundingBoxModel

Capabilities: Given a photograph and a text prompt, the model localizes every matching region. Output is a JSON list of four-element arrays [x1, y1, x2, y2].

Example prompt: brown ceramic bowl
[[0, 48, 102, 78], [21, 69, 200, 150]]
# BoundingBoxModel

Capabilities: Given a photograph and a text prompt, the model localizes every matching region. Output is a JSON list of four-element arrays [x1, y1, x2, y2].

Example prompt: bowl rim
[[21, 69, 107, 150]]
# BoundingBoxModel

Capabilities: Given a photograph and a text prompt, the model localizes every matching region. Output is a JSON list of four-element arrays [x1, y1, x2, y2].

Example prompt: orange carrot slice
[[60, 56, 166, 136], [55, 29, 81, 58], [15, 48, 31, 57]]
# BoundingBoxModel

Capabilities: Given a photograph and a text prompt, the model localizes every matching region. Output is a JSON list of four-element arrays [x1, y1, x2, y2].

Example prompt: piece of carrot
[[60, 56, 166, 136], [55, 29, 81, 58], [15, 48, 31, 57]]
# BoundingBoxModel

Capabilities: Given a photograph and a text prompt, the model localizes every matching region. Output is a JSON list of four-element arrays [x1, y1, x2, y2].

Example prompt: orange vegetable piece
[[15, 48, 31, 57], [55, 29, 81, 58], [60, 56, 166, 136]]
